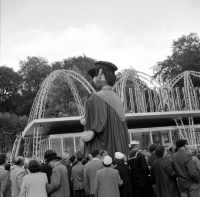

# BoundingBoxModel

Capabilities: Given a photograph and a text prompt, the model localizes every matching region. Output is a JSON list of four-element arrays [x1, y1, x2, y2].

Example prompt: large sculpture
[[81, 61, 130, 158]]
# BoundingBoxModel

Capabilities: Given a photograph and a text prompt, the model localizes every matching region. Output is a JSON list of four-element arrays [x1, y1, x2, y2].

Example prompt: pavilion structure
[[10, 69, 200, 161]]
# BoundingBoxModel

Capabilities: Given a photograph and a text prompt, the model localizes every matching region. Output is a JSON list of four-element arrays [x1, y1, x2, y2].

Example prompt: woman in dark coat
[[114, 152, 133, 197], [151, 146, 181, 197]]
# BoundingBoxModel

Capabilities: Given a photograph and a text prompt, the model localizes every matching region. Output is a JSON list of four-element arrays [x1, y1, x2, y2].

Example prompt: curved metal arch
[[28, 69, 95, 123]]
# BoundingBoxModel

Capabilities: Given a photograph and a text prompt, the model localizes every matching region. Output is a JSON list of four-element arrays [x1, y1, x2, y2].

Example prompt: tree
[[18, 56, 52, 116], [0, 112, 28, 153], [0, 66, 21, 113], [152, 33, 200, 86]]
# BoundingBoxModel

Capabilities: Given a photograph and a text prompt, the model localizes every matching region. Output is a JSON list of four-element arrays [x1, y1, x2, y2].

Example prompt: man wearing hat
[[114, 152, 133, 197], [172, 139, 200, 196], [95, 155, 123, 197], [46, 152, 70, 197], [81, 61, 130, 158]]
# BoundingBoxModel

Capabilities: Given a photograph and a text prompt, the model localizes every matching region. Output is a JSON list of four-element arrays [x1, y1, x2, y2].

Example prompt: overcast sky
[[1, 0, 200, 75]]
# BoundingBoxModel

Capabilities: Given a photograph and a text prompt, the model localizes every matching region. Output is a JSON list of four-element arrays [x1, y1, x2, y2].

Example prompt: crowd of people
[[1, 139, 200, 197]]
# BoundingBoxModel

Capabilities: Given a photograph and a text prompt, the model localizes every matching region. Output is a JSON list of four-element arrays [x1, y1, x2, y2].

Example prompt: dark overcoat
[[151, 157, 181, 197], [114, 162, 133, 197]]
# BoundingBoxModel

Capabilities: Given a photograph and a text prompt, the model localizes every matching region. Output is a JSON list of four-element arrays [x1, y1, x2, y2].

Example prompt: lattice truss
[[12, 69, 200, 158]]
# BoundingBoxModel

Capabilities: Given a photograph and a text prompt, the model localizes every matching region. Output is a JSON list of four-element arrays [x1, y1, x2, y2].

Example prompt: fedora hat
[[45, 152, 61, 162]]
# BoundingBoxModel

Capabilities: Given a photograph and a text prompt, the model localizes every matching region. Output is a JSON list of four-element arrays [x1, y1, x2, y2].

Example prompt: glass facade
[[63, 137, 74, 156], [130, 131, 151, 150], [51, 138, 61, 156], [152, 130, 171, 147]]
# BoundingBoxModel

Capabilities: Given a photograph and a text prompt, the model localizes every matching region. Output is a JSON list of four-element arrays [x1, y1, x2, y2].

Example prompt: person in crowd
[[71, 154, 85, 197], [70, 155, 76, 167], [148, 143, 158, 169], [99, 150, 107, 161], [95, 155, 123, 197], [20, 159, 48, 197], [114, 152, 133, 197], [60, 152, 73, 196], [168, 146, 175, 160], [197, 150, 200, 161], [0, 153, 11, 197], [81, 61, 130, 158], [128, 148, 155, 197], [40, 150, 54, 183], [84, 149, 103, 197], [187, 147, 200, 174], [10, 156, 27, 197], [82, 154, 92, 165], [46, 151, 70, 197], [4, 163, 11, 172], [172, 139, 200, 196], [151, 146, 181, 197]]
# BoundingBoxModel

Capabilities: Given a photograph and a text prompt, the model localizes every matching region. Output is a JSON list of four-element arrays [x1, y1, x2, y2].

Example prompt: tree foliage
[[152, 33, 200, 85]]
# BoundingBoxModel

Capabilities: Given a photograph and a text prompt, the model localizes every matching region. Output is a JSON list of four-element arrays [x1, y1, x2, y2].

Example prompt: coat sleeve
[[84, 95, 107, 134], [17, 171, 26, 191], [140, 155, 150, 174], [83, 167, 89, 195], [186, 154, 200, 183], [19, 177, 27, 197], [47, 168, 62, 194], [165, 160, 177, 179], [95, 171, 99, 196], [193, 156, 200, 175], [116, 170, 123, 186], [1, 171, 10, 195]]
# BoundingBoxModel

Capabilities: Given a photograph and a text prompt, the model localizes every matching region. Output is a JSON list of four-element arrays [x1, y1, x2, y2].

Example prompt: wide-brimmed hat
[[45, 152, 61, 162], [88, 61, 118, 78]]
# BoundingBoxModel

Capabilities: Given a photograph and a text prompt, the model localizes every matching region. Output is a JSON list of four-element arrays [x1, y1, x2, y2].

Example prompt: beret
[[115, 152, 124, 160], [176, 139, 188, 147], [103, 155, 112, 165], [88, 61, 118, 77]]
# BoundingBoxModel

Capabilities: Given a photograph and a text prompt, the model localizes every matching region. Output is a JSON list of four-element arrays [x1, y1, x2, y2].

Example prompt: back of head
[[91, 148, 100, 158], [70, 155, 76, 163], [149, 143, 158, 153], [28, 159, 41, 173], [0, 153, 6, 165], [62, 152, 70, 161], [155, 146, 165, 158], [15, 156, 24, 166], [77, 154, 84, 162]]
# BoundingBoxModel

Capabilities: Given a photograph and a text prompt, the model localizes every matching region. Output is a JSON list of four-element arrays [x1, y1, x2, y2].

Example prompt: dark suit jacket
[[0, 167, 11, 197], [172, 148, 200, 191]]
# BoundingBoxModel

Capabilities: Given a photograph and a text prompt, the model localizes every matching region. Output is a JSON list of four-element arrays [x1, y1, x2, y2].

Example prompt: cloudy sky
[[1, 0, 200, 75]]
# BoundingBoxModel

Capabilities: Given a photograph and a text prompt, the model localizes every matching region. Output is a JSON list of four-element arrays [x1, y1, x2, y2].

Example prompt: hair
[[70, 155, 76, 163], [15, 156, 24, 165], [175, 146, 179, 153], [77, 154, 84, 161], [99, 150, 107, 157], [103, 162, 111, 167], [102, 70, 116, 86], [155, 146, 165, 158], [28, 159, 41, 173], [149, 143, 158, 153], [114, 158, 124, 165], [5, 163, 11, 171], [189, 147, 197, 156], [75, 150, 83, 156], [0, 154, 6, 165], [91, 149, 99, 158]]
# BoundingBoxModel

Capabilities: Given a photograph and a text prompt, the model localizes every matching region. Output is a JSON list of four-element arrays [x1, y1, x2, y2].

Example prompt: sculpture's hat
[[88, 61, 118, 78]]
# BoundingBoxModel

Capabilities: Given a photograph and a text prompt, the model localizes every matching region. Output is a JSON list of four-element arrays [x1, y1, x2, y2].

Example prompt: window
[[152, 130, 171, 146], [63, 138, 74, 156], [75, 137, 84, 153], [171, 130, 181, 145], [51, 138, 61, 156], [130, 131, 151, 150]]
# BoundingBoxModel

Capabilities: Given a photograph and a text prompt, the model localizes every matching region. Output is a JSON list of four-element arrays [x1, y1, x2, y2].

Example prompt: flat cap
[[88, 61, 118, 77], [176, 139, 188, 148]]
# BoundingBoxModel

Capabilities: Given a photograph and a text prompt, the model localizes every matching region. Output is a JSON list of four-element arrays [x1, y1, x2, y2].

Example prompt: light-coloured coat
[[10, 165, 26, 197], [84, 159, 103, 195], [0, 167, 11, 197], [20, 172, 48, 197], [47, 162, 70, 197], [95, 167, 123, 197]]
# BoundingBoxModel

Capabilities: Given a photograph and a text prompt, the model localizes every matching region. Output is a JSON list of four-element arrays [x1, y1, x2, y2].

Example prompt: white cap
[[103, 156, 112, 165], [115, 152, 124, 160]]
